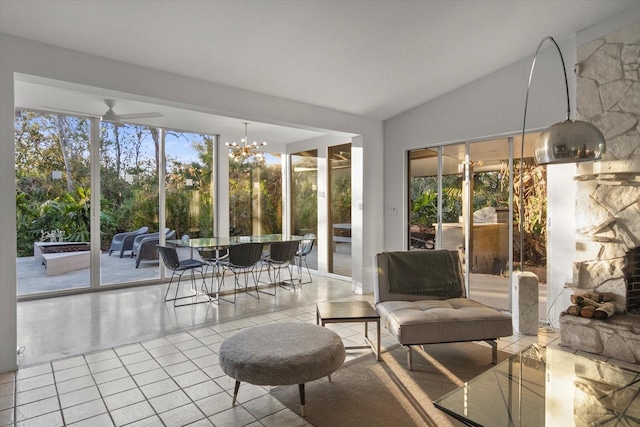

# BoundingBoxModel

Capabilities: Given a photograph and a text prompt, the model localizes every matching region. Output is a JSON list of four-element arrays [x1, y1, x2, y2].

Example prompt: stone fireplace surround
[[559, 21, 640, 363]]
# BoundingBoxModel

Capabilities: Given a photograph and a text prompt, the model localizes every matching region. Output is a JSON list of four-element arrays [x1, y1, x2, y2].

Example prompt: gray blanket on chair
[[384, 250, 463, 297]]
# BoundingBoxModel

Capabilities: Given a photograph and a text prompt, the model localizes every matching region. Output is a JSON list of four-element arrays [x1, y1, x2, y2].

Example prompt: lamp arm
[[519, 36, 570, 270]]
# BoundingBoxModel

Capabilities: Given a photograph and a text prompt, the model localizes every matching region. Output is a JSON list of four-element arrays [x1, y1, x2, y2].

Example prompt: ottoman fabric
[[219, 322, 346, 386]]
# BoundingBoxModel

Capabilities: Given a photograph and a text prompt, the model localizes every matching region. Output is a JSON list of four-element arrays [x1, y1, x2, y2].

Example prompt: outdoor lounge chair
[[374, 250, 513, 370], [108, 226, 149, 258], [132, 229, 175, 268]]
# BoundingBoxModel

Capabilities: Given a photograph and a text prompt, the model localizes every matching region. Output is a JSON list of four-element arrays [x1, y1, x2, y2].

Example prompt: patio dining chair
[[294, 233, 315, 285], [220, 242, 263, 303], [159, 245, 210, 307], [198, 248, 229, 302], [259, 240, 300, 295]]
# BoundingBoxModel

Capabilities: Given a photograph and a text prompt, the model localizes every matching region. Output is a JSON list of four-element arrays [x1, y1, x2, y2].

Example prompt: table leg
[[376, 319, 380, 361]]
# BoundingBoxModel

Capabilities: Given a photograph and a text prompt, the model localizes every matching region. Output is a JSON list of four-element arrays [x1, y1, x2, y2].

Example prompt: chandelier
[[225, 122, 267, 160]]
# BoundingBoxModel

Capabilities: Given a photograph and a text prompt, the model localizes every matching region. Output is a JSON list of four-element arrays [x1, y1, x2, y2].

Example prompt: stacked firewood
[[565, 292, 617, 320]]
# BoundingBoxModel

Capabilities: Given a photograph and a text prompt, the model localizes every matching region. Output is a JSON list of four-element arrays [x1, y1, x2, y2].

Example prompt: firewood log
[[580, 305, 595, 318], [567, 305, 581, 316], [576, 296, 602, 308], [593, 302, 616, 320]]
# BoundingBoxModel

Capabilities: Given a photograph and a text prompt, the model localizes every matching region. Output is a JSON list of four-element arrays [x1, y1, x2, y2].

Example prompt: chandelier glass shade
[[225, 122, 267, 161]]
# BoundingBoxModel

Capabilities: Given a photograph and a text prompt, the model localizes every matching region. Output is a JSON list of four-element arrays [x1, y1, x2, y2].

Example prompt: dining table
[[166, 234, 309, 301]]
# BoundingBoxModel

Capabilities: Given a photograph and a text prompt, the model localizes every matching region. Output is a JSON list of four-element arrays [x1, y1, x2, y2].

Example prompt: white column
[[0, 66, 17, 373]]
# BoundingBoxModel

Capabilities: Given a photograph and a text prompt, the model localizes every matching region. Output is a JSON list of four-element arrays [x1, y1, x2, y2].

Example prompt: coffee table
[[433, 344, 640, 426], [316, 301, 380, 361]]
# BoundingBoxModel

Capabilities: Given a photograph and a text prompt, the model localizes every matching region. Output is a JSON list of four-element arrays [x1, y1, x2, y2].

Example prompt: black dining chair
[[294, 234, 315, 285], [259, 240, 300, 294], [198, 248, 229, 302], [220, 242, 263, 303], [158, 245, 210, 307]]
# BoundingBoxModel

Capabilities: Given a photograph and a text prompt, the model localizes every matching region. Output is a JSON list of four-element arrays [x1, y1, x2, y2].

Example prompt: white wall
[[0, 34, 384, 373]]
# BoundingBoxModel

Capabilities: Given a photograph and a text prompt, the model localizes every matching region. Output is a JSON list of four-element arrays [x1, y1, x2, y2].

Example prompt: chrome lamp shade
[[523, 36, 606, 166], [534, 119, 606, 165]]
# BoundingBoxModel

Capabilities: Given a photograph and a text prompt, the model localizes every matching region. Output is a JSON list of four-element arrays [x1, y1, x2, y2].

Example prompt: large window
[[291, 150, 318, 270], [16, 109, 217, 296], [229, 153, 282, 236], [328, 143, 351, 277]]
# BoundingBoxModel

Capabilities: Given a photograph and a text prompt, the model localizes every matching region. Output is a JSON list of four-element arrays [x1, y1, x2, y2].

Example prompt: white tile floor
[[5, 273, 559, 427]]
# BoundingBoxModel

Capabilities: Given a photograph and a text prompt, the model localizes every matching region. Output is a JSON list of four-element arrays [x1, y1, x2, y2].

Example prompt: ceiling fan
[[43, 99, 163, 124]]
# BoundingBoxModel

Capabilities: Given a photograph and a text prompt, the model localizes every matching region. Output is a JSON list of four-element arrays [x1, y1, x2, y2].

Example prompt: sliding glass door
[[16, 111, 92, 296], [407, 134, 546, 313]]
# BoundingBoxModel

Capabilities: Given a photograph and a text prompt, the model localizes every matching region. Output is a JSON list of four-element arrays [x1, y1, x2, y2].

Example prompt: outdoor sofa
[[374, 249, 513, 370]]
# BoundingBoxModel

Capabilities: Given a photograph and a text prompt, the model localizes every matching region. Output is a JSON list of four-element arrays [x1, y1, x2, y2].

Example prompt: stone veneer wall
[[560, 21, 640, 363]]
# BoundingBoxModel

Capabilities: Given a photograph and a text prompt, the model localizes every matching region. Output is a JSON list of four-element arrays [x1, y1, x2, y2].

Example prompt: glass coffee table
[[316, 301, 380, 361], [433, 344, 640, 426]]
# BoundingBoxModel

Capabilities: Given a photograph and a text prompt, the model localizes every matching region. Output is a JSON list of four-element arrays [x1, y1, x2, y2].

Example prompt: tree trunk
[[56, 116, 74, 193]]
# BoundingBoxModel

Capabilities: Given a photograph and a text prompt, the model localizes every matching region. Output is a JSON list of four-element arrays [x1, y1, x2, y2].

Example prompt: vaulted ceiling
[[1, 0, 637, 140]]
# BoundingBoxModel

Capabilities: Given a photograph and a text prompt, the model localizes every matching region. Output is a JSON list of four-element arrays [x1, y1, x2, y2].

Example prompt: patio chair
[[159, 245, 210, 307], [198, 248, 229, 301], [134, 229, 175, 268], [259, 240, 300, 294], [108, 226, 148, 258], [294, 234, 315, 285], [220, 242, 263, 303]]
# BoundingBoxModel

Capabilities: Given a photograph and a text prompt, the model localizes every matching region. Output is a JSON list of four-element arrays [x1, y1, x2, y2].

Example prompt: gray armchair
[[108, 226, 149, 258], [134, 229, 176, 268]]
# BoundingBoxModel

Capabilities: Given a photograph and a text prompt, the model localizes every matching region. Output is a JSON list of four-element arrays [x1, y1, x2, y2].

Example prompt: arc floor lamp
[[519, 36, 606, 270]]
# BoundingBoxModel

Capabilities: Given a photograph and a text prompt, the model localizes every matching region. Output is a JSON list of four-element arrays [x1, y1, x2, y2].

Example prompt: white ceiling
[[1, 0, 638, 142]]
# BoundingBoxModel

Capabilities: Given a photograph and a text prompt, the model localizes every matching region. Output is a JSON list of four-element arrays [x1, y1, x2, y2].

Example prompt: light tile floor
[[6, 274, 558, 427]]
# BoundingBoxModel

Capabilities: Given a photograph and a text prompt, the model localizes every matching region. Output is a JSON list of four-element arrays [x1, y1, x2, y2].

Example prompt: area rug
[[270, 342, 510, 427]]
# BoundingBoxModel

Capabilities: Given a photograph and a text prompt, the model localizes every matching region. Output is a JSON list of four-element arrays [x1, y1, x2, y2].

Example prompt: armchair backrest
[[374, 250, 466, 304]]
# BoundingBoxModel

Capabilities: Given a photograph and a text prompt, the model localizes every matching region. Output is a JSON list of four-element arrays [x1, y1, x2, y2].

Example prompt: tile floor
[[5, 274, 559, 427]]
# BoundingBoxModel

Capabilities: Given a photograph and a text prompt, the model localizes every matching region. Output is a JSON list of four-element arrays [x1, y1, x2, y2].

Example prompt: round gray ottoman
[[219, 322, 346, 416]]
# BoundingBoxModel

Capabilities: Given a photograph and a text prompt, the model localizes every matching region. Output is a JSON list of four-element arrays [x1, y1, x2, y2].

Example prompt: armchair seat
[[376, 298, 513, 346]]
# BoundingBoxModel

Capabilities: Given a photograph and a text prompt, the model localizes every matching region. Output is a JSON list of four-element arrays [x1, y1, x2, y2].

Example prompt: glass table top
[[433, 344, 640, 426], [168, 234, 309, 249]]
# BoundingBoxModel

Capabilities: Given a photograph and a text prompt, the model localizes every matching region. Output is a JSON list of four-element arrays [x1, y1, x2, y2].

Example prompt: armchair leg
[[405, 345, 413, 371], [484, 339, 498, 364]]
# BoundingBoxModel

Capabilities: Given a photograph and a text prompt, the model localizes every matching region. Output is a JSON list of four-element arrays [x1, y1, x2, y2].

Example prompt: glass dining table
[[167, 234, 309, 301], [168, 234, 309, 250]]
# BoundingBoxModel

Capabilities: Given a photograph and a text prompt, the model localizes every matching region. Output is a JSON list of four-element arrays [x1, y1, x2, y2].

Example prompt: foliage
[[504, 159, 547, 267], [291, 155, 318, 234], [228, 155, 282, 236]]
